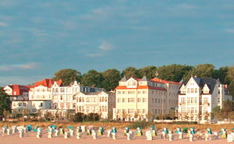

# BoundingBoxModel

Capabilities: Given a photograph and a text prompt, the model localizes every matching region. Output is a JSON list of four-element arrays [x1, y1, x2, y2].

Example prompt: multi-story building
[[113, 76, 181, 121], [29, 79, 62, 112], [51, 81, 103, 110], [75, 91, 115, 119], [4, 84, 30, 101], [4, 84, 31, 113], [178, 76, 232, 123]]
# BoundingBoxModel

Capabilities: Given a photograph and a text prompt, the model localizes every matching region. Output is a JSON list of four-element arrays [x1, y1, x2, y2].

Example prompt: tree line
[[52, 64, 234, 95]]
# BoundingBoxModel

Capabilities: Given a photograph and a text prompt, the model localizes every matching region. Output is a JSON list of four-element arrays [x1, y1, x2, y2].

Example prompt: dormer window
[[128, 80, 136, 86]]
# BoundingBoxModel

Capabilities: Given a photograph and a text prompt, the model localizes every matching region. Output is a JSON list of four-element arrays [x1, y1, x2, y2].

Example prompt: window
[[142, 109, 146, 113], [152, 98, 154, 103], [155, 99, 157, 103], [117, 98, 121, 103], [86, 97, 90, 102], [142, 98, 147, 102], [137, 98, 141, 102], [122, 98, 126, 103], [187, 88, 190, 93], [187, 97, 191, 104], [181, 106, 186, 112], [138, 91, 141, 94], [128, 91, 135, 94], [191, 97, 194, 103], [181, 98, 186, 104], [142, 90, 147, 94], [191, 88, 194, 93], [61, 88, 65, 93], [122, 91, 126, 94], [195, 88, 198, 93], [128, 98, 135, 102], [117, 91, 121, 94], [204, 97, 208, 103]]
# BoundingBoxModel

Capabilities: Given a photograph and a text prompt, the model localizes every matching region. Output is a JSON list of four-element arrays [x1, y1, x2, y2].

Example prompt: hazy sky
[[0, 0, 234, 86]]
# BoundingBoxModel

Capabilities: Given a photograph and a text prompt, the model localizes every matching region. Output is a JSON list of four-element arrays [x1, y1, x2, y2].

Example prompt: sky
[[0, 0, 234, 86]]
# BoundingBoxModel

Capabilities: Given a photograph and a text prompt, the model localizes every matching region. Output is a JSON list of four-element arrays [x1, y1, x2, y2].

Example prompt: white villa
[[178, 76, 232, 123]]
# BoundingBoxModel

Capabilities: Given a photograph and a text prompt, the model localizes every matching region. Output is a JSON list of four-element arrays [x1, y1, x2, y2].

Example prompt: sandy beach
[[0, 128, 229, 144]]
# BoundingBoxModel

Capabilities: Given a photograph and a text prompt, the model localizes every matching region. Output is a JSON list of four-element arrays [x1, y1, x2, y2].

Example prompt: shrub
[[74, 112, 83, 122]]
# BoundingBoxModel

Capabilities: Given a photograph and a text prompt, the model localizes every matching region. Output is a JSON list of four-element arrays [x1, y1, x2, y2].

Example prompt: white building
[[28, 79, 62, 112], [178, 76, 232, 123], [4, 84, 31, 113], [51, 81, 103, 110], [75, 91, 115, 119], [113, 76, 181, 121]]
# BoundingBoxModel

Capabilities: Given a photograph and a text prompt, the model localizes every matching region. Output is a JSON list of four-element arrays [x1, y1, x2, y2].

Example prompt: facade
[[178, 76, 232, 123], [11, 100, 32, 113], [75, 91, 115, 119], [113, 76, 180, 122], [4, 85, 30, 101], [4, 84, 31, 113], [28, 79, 62, 112], [51, 81, 103, 110]]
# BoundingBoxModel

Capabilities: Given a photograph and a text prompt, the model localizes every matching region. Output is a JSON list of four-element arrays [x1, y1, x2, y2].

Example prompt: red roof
[[33, 79, 62, 88], [150, 78, 181, 85], [115, 85, 166, 91], [6, 85, 29, 96]]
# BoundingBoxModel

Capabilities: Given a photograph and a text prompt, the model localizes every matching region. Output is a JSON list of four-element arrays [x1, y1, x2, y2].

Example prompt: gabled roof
[[5, 85, 29, 96], [34, 79, 62, 88], [182, 77, 218, 93]]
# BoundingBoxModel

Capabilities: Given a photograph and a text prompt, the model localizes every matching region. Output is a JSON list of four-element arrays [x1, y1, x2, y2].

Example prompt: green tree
[[3, 109, 10, 120], [102, 69, 121, 91], [222, 99, 233, 113], [227, 66, 234, 81], [0, 89, 11, 117], [213, 67, 230, 84], [81, 70, 104, 88], [157, 64, 193, 82], [183, 64, 215, 80], [229, 81, 234, 96], [212, 106, 221, 118], [138, 66, 157, 79], [121, 67, 139, 78], [53, 69, 81, 86]]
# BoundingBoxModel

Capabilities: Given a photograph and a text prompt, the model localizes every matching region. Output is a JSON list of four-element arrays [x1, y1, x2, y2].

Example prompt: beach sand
[[0, 129, 229, 144]]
